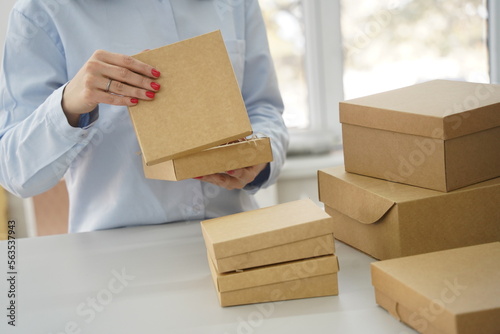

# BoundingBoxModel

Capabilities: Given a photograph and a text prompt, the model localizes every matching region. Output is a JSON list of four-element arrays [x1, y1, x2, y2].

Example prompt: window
[[341, 0, 490, 100], [259, 0, 496, 155], [259, 0, 309, 129]]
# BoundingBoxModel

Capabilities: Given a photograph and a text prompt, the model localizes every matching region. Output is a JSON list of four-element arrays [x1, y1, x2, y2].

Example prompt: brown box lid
[[318, 166, 500, 259], [201, 199, 334, 266], [318, 166, 500, 226], [209, 254, 339, 307], [129, 30, 252, 166], [213, 233, 335, 273], [371, 242, 500, 334], [143, 137, 273, 181], [340, 80, 500, 140]]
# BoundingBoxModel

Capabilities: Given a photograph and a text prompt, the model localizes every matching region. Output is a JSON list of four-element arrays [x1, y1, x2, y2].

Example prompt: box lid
[[340, 80, 500, 140], [129, 30, 252, 165], [371, 242, 500, 334], [318, 166, 500, 225], [211, 255, 339, 293], [201, 199, 334, 259]]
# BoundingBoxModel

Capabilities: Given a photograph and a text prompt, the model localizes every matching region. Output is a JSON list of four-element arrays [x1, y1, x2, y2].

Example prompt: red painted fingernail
[[151, 69, 161, 78], [194, 177, 203, 180], [146, 91, 155, 98], [130, 98, 139, 104], [227, 170, 235, 175], [150, 82, 160, 90]]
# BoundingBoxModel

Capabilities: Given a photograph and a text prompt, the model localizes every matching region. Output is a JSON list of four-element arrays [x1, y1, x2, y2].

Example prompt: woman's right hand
[[62, 49, 161, 126]]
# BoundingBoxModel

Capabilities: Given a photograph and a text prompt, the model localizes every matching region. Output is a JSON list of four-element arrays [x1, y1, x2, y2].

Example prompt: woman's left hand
[[195, 163, 267, 190]]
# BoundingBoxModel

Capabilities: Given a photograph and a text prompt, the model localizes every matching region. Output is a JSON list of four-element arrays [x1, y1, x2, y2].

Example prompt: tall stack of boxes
[[200, 199, 339, 307], [319, 80, 500, 260], [318, 80, 500, 333]]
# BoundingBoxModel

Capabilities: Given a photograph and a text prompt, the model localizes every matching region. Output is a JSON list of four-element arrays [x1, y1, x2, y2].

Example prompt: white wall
[[0, 0, 16, 65]]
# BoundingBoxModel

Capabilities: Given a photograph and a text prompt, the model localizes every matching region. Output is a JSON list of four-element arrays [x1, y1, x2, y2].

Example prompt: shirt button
[[79, 132, 88, 139]]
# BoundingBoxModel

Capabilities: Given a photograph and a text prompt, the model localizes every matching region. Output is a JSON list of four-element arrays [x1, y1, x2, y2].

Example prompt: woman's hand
[[195, 163, 268, 190], [62, 49, 161, 126]]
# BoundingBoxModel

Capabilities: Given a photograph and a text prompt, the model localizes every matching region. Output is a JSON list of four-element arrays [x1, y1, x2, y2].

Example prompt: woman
[[0, 0, 288, 232]]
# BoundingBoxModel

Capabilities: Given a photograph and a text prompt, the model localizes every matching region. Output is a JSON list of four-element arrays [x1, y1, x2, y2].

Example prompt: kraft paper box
[[371, 243, 500, 334], [129, 30, 252, 166], [143, 137, 273, 181], [209, 254, 339, 307], [318, 166, 500, 260], [340, 80, 500, 192], [201, 199, 335, 273]]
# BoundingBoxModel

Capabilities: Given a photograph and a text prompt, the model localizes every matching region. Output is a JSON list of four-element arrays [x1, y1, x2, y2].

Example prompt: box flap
[[318, 166, 456, 224], [129, 30, 252, 165], [212, 255, 339, 293], [340, 80, 500, 140], [318, 167, 394, 224], [201, 199, 333, 259], [371, 242, 500, 334]]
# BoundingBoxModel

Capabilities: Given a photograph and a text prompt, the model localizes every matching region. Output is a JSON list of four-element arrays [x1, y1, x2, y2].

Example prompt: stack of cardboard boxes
[[200, 199, 339, 307], [319, 80, 500, 260], [317, 80, 500, 333]]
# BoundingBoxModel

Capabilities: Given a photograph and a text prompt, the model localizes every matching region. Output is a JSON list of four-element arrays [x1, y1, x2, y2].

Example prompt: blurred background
[[1, 0, 498, 238]]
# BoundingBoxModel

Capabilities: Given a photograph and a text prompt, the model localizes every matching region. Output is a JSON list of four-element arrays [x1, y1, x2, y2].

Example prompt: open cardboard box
[[128, 30, 272, 177], [201, 199, 335, 273], [318, 166, 500, 260], [143, 137, 273, 181], [340, 80, 500, 192], [371, 242, 500, 334], [209, 254, 339, 307]]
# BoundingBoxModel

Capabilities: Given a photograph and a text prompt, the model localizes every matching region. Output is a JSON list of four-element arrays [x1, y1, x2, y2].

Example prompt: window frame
[[289, 0, 498, 155], [489, 0, 500, 83]]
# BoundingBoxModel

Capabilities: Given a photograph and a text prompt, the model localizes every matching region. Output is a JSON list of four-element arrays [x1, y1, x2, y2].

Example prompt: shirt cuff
[[244, 163, 270, 191], [77, 106, 99, 129]]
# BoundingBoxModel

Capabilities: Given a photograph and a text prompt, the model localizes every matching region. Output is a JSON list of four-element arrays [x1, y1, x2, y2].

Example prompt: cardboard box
[[209, 254, 339, 307], [318, 166, 500, 260], [129, 30, 252, 166], [201, 199, 335, 273], [340, 80, 500, 192], [371, 242, 500, 334], [143, 137, 273, 181]]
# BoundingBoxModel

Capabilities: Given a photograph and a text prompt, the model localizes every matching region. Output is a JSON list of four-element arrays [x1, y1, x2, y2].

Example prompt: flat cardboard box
[[143, 137, 273, 181], [371, 242, 500, 334], [340, 80, 500, 192], [318, 166, 500, 260], [129, 30, 252, 166], [209, 254, 339, 307], [201, 199, 335, 273]]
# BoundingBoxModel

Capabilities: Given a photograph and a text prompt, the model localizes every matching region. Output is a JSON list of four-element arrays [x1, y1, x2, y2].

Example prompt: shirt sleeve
[[242, 0, 289, 193], [0, 8, 98, 198]]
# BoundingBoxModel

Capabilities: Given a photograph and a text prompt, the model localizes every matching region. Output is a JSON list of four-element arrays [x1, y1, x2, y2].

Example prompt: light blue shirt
[[0, 0, 288, 233]]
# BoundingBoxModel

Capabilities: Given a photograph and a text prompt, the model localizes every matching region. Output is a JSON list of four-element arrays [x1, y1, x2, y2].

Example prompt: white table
[[0, 221, 417, 334]]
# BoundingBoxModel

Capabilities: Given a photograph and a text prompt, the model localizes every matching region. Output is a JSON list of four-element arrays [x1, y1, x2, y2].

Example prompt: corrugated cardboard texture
[[143, 137, 273, 181], [318, 166, 500, 260], [201, 199, 334, 261], [340, 80, 500, 192], [340, 80, 500, 140], [0, 187, 7, 240], [129, 30, 252, 165], [371, 243, 500, 334], [209, 255, 339, 307], [213, 234, 335, 273]]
